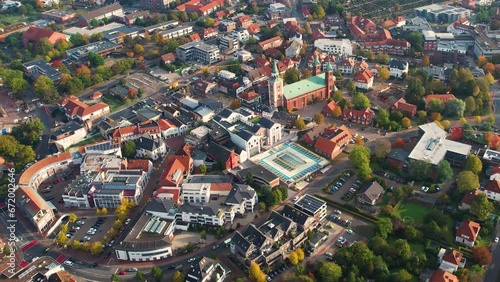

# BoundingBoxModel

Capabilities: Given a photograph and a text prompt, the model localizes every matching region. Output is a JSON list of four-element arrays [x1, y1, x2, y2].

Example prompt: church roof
[[283, 73, 327, 100]]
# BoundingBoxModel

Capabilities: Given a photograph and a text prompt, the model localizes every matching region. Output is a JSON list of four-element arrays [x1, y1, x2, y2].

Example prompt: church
[[268, 55, 337, 110]]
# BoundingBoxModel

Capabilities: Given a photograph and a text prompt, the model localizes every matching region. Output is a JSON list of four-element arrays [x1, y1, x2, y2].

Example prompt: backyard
[[397, 202, 430, 224], [102, 94, 126, 112]]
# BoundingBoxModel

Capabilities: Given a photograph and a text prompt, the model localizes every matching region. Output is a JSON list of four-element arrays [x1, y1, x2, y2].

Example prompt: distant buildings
[[64, 41, 121, 64], [22, 59, 62, 81], [21, 27, 67, 48], [414, 4, 470, 23], [59, 95, 110, 122], [314, 39, 353, 56], [78, 3, 124, 26], [41, 9, 78, 24], [176, 41, 220, 65]]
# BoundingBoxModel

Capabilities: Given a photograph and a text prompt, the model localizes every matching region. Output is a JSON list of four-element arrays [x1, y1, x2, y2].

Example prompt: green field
[[102, 94, 126, 112], [397, 202, 430, 224]]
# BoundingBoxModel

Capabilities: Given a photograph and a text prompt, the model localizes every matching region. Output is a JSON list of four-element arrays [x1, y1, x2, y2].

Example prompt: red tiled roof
[[127, 159, 152, 172], [91, 91, 102, 99], [236, 15, 251, 25], [456, 219, 480, 242], [161, 52, 175, 63], [17, 185, 50, 213], [248, 23, 261, 34], [429, 269, 459, 282], [239, 91, 261, 101], [211, 182, 232, 192], [491, 166, 500, 176], [314, 136, 340, 156], [442, 250, 463, 266], [22, 27, 66, 45], [302, 6, 311, 16], [19, 153, 72, 186], [461, 189, 481, 205], [176, 143, 193, 157], [203, 27, 217, 37], [354, 69, 374, 83], [158, 155, 192, 186], [425, 94, 457, 105], [258, 36, 282, 48], [158, 119, 176, 131], [198, 0, 223, 13], [189, 33, 201, 42], [486, 180, 500, 193], [391, 98, 417, 114], [215, 10, 226, 18], [323, 100, 338, 112], [254, 57, 270, 67], [153, 187, 180, 203], [342, 108, 375, 120]]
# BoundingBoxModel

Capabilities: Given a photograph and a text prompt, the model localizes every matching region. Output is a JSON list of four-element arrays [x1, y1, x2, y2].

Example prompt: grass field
[[397, 202, 430, 224], [410, 243, 426, 256], [102, 94, 126, 112]]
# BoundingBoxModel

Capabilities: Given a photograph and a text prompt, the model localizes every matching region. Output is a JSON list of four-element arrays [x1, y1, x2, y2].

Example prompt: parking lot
[[65, 215, 118, 247], [127, 72, 168, 95]]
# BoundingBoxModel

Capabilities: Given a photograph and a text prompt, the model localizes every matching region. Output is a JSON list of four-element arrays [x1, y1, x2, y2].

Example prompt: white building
[[181, 183, 211, 204], [186, 257, 229, 282], [178, 202, 225, 226], [388, 59, 409, 78], [314, 39, 353, 56], [229, 29, 250, 43], [92, 169, 149, 208], [268, 3, 286, 14], [1, 1, 21, 10], [135, 133, 167, 161], [286, 41, 302, 58], [51, 122, 88, 151], [225, 184, 257, 215]]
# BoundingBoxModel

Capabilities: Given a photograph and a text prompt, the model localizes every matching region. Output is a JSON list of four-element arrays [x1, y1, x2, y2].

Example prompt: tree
[[229, 99, 241, 109], [333, 90, 343, 102], [437, 160, 453, 182], [56, 231, 69, 246], [483, 62, 495, 74], [316, 261, 342, 282], [88, 52, 105, 67], [314, 113, 324, 124], [295, 248, 304, 261], [378, 67, 390, 83], [90, 241, 103, 255], [248, 262, 266, 282], [376, 53, 390, 64], [11, 118, 44, 146], [295, 118, 306, 130], [406, 32, 424, 52], [471, 194, 494, 220], [199, 164, 207, 174], [391, 269, 412, 282], [173, 271, 185, 282], [189, 12, 199, 21], [68, 213, 77, 224], [375, 109, 390, 128], [376, 218, 393, 239], [121, 140, 136, 158], [444, 98, 466, 118], [466, 154, 483, 175], [34, 75, 58, 102], [472, 245, 493, 265], [427, 98, 445, 113], [352, 92, 370, 110], [202, 67, 210, 77], [135, 270, 146, 281], [101, 207, 108, 216], [409, 160, 431, 181], [284, 68, 300, 84], [401, 117, 411, 128], [346, 80, 356, 93], [151, 266, 163, 282], [373, 139, 391, 160], [289, 251, 299, 265], [10, 77, 28, 94], [405, 77, 426, 105], [134, 44, 145, 56], [128, 88, 138, 99], [478, 56, 488, 67], [422, 56, 430, 67], [349, 146, 372, 180], [457, 170, 480, 193], [111, 274, 121, 282]]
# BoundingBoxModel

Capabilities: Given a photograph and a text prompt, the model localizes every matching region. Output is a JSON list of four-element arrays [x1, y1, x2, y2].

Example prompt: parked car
[[125, 218, 131, 225], [212, 244, 219, 250], [63, 261, 74, 267], [108, 240, 115, 247], [118, 271, 126, 275], [126, 268, 138, 272], [188, 257, 196, 263]]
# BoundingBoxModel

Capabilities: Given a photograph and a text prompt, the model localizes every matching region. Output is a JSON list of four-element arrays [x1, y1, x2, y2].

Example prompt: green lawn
[[379, 195, 392, 206], [102, 94, 126, 112], [397, 202, 430, 224], [66, 135, 104, 151], [410, 243, 426, 256], [0, 14, 38, 25]]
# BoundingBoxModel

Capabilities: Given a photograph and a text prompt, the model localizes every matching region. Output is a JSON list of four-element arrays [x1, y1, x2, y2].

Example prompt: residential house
[[258, 36, 283, 51], [192, 80, 218, 96], [51, 121, 88, 151], [455, 219, 480, 247], [135, 133, 167, 161], [322, 100, 339, 117], [255, 117, 283, 147], [490, 166, 500, 180], [286, 40, 302, 58], [293, 194, 327, 223], [206, 141, 239, 170], [157, 155, 193, 187], [429, 269, 459, 282], [60, 96, 110, 122], [271, 111, 299, 128], [248, 23, 261, 35], [342, 108, 375, 125], [357, 181, 384, 205], [389, 98, 417, 117], [239, 91, 262, 106], [336, 57, 356, 74], [460, 189, 482, 210], [389, 59, 409, 78], [438, 248, 466, 273], [160, 53, 176, 65], [236, 15, 252, 29], [485, 179, 500, 201], [219, 20, 236, 32], [225, 184, 257, 214], [178, 202, 225, 226], [22, 26, 66, 48], [186, 257, 230, 282], [300, 124, 328, 146], [354, 69, 374, 90], [202, 28, 218, 40]]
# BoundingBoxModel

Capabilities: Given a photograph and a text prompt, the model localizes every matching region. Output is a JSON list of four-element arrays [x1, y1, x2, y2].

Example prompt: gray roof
[[272, 111, 299, 121], [135, 134, 162, 152], [236, 165, 278, 183], [51, 121, 84, 138], [225, 184, 255, 205], [179, 202, 220, 216], [189, 174, 233, 184], [387, 148, 409, 162], [259, 211, 294, 238], [359, 181, 384, 202], [136, 107, 162, 121], [281, 204, 309, 227], [199, 98, 223, 111], [145, 198, 175, 214], [218, 109, 234, 119], [258, 117, 276, 129], [80, 2, 122, 21], [236, 130, 254, 141], [389, 59, 408, 70]]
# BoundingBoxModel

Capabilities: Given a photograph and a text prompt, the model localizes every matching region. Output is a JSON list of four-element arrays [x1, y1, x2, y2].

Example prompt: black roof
[[236, 165, 278, 183], [281, 204, 310, 227], [199, 98, 223, 111], [135, 134, 162, 151], [294, 194, 326, 216], [51, 121, 84, 138], [236, 130, 254, 141], [389, 59, 408, 70], [218, 108, 234, 119], [259, 117, 276, 129], [226, 184, 256, 205], [206, 141, 233, 162], [179, 202, 220, 216], [272, 111, 298, 121], [144, 198, 175, 214]]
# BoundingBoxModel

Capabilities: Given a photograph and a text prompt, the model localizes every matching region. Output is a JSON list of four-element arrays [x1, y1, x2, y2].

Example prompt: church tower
[[268, 60, 284, 108], [325, 59, 336, 99], [313, 54, 321, 76]]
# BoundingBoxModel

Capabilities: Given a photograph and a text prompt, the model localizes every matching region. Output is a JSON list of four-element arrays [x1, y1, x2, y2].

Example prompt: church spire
[[272, 59, 279, 76]]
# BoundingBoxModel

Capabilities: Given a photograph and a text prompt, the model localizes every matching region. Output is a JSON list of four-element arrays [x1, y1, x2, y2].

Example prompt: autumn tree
[[302, 69, 312, 79], [295, 118, 306, 130], [457, 170, 480, 193], [173, 271, 185, 282], [34, 75, 58, 102], [314, 113, 324, 124], [134, 44, 145, 56], [422, 56, 430, 67], [478, 56, 488, 67], [373, 139, 391, 160], [289, 251, 299, 265], [472, 245, 493, 265], [68, 213, 77, 224], [401, 117, 411, 128], [392, 138, 405, 148], [90, 241, 103, 255], [378, 67, 390, 83], [128, 88, 138, 99], [471, 194, 494, 220], [483, 62, 495, 74], [466, 154, 483, 175], [248, 262, 266, 282]]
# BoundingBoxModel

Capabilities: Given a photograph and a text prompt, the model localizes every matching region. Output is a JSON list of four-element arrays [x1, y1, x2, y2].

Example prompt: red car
[[118, 271, 126, 275]]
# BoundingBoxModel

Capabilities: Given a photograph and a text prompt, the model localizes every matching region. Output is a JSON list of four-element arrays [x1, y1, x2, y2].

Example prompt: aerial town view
[[1, 0, 500, 281]]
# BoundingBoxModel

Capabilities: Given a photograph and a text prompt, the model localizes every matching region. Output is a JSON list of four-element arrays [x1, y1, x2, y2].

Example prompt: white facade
[[286, 41, 302, 58], [314, 39, 353, 56], [53, 126, 88, 150], [179, 207, 224, 226], [181, 183, 211, 204], [485, 189, 500, 201], [229, 29, 250, 43], [262, 123, 283, 147], [116, 245, 173, 262], [389, 60, 409, 78], [135, 140, 167, 161]]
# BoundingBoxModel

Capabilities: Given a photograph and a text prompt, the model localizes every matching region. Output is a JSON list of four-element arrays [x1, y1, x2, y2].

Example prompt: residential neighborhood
[[0, 0, 499, 282]]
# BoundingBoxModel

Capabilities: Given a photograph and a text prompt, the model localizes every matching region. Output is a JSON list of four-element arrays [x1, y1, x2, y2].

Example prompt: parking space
[[326, 172, 359, 203], [68, 215, 118, 246], [127, 73, 168, 94]]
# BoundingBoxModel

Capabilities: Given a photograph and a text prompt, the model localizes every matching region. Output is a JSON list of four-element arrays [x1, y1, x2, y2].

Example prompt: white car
[[188, 257, 196, 263], [83, 236, 91, 241], [63, 260, 74, 267], [495, 237, 499, 243], [346, 229, 353, 234], [125, 218, 131, 225]]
